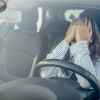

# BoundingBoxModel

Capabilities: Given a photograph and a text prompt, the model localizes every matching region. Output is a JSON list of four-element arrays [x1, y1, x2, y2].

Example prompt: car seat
[[0, 7, 48, 82]]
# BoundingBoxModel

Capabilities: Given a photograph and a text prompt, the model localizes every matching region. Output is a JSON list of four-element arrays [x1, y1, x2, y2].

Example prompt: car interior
[[0, 0, 99, 100]]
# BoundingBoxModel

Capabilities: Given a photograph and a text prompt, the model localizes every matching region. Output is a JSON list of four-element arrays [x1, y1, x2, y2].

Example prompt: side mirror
[[0, 0, 7, 12]]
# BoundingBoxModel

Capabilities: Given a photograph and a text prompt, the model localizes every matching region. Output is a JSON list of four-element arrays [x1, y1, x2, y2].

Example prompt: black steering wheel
[[33, 59, 100, 100], [0, 0, 7, 12]]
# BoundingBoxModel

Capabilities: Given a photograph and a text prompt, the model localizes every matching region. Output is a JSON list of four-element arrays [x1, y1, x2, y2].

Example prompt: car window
[[0, 5, 100, 77]]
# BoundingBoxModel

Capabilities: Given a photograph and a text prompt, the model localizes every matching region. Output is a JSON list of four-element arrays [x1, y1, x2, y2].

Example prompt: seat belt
[[28, 55, 39, 78]]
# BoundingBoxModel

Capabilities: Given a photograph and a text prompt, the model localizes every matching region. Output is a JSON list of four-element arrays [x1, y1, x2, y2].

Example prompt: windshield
[[0, 1, 100, 100], [0, 5, 100, 78]]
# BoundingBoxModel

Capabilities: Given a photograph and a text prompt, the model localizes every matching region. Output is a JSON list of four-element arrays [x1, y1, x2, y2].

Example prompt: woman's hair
[[79, 11, 100, 62], [65, 10, 100, 62]]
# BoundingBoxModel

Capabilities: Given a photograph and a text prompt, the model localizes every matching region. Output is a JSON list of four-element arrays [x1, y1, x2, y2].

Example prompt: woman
[[41, 14, 100, 88]]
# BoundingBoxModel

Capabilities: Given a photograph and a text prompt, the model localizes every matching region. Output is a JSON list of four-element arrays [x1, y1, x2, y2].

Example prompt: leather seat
[[2, 30, 41, 78], [0, 78, 81, 100], [0, 8, 48, 82]]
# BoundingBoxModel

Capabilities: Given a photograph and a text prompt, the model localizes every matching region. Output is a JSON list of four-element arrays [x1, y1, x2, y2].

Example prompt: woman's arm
[[41, 40, 69, 78], [70, 41, 96, 88], [41, 22, 76, 78], [95, 59, 100, 81], [46, 40, 69, 59]]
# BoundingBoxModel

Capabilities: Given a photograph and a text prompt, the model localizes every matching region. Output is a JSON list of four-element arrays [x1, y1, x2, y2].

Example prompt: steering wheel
[[33, 59, 100, 100], [0, 0, 7, 12]]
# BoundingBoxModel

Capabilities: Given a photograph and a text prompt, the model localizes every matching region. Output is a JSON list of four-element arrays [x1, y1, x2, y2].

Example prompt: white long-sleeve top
[[41, 40, 100, 87]]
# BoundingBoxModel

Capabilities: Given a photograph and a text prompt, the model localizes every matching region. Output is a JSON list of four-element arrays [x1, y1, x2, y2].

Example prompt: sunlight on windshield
[[0, 9, 22, 24], [36, 7, 43, 32], [64, 9, 85, 22]]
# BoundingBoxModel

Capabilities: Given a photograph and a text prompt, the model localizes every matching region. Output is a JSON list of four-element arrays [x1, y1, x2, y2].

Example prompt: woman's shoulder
[[92, 56, 100, 65], [95, 57, 100, 62], [95, 57, 100, 66]]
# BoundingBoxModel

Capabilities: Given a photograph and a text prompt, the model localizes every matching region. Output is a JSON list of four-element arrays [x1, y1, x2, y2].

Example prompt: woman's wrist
[[64, 38, 71, 44]]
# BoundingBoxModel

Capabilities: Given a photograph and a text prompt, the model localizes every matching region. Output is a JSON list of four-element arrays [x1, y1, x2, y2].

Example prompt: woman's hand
[[64, 24, 76, 43], [64, 18, 92, 44], [75, 19, 92, 43]]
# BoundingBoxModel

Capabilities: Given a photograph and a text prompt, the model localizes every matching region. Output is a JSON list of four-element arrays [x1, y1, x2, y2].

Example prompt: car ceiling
[[7, 0, 36, 11], [6, 0, 100, 11], [1, 0, 100, 33]]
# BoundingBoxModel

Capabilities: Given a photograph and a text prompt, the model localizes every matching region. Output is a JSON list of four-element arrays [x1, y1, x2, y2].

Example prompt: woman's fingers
[[64, 18, 92, 43], [64, 24, 76, 43], [75, 23, 91, 42], [83, 17, 88, 26]]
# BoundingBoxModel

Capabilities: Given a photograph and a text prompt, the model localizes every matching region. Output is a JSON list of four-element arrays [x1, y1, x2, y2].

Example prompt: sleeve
[[40, 40, 69, 78], [46, 40, 69, 59], [95, 59, 100, 81], [70, 41, 96, 88]]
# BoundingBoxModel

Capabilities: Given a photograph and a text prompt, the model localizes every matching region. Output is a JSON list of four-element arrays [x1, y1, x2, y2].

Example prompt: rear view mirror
[[0, 0, 7, 12]]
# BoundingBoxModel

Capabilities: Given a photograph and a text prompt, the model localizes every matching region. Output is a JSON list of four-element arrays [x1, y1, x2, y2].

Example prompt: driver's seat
[[0, 8, 48, 82]]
